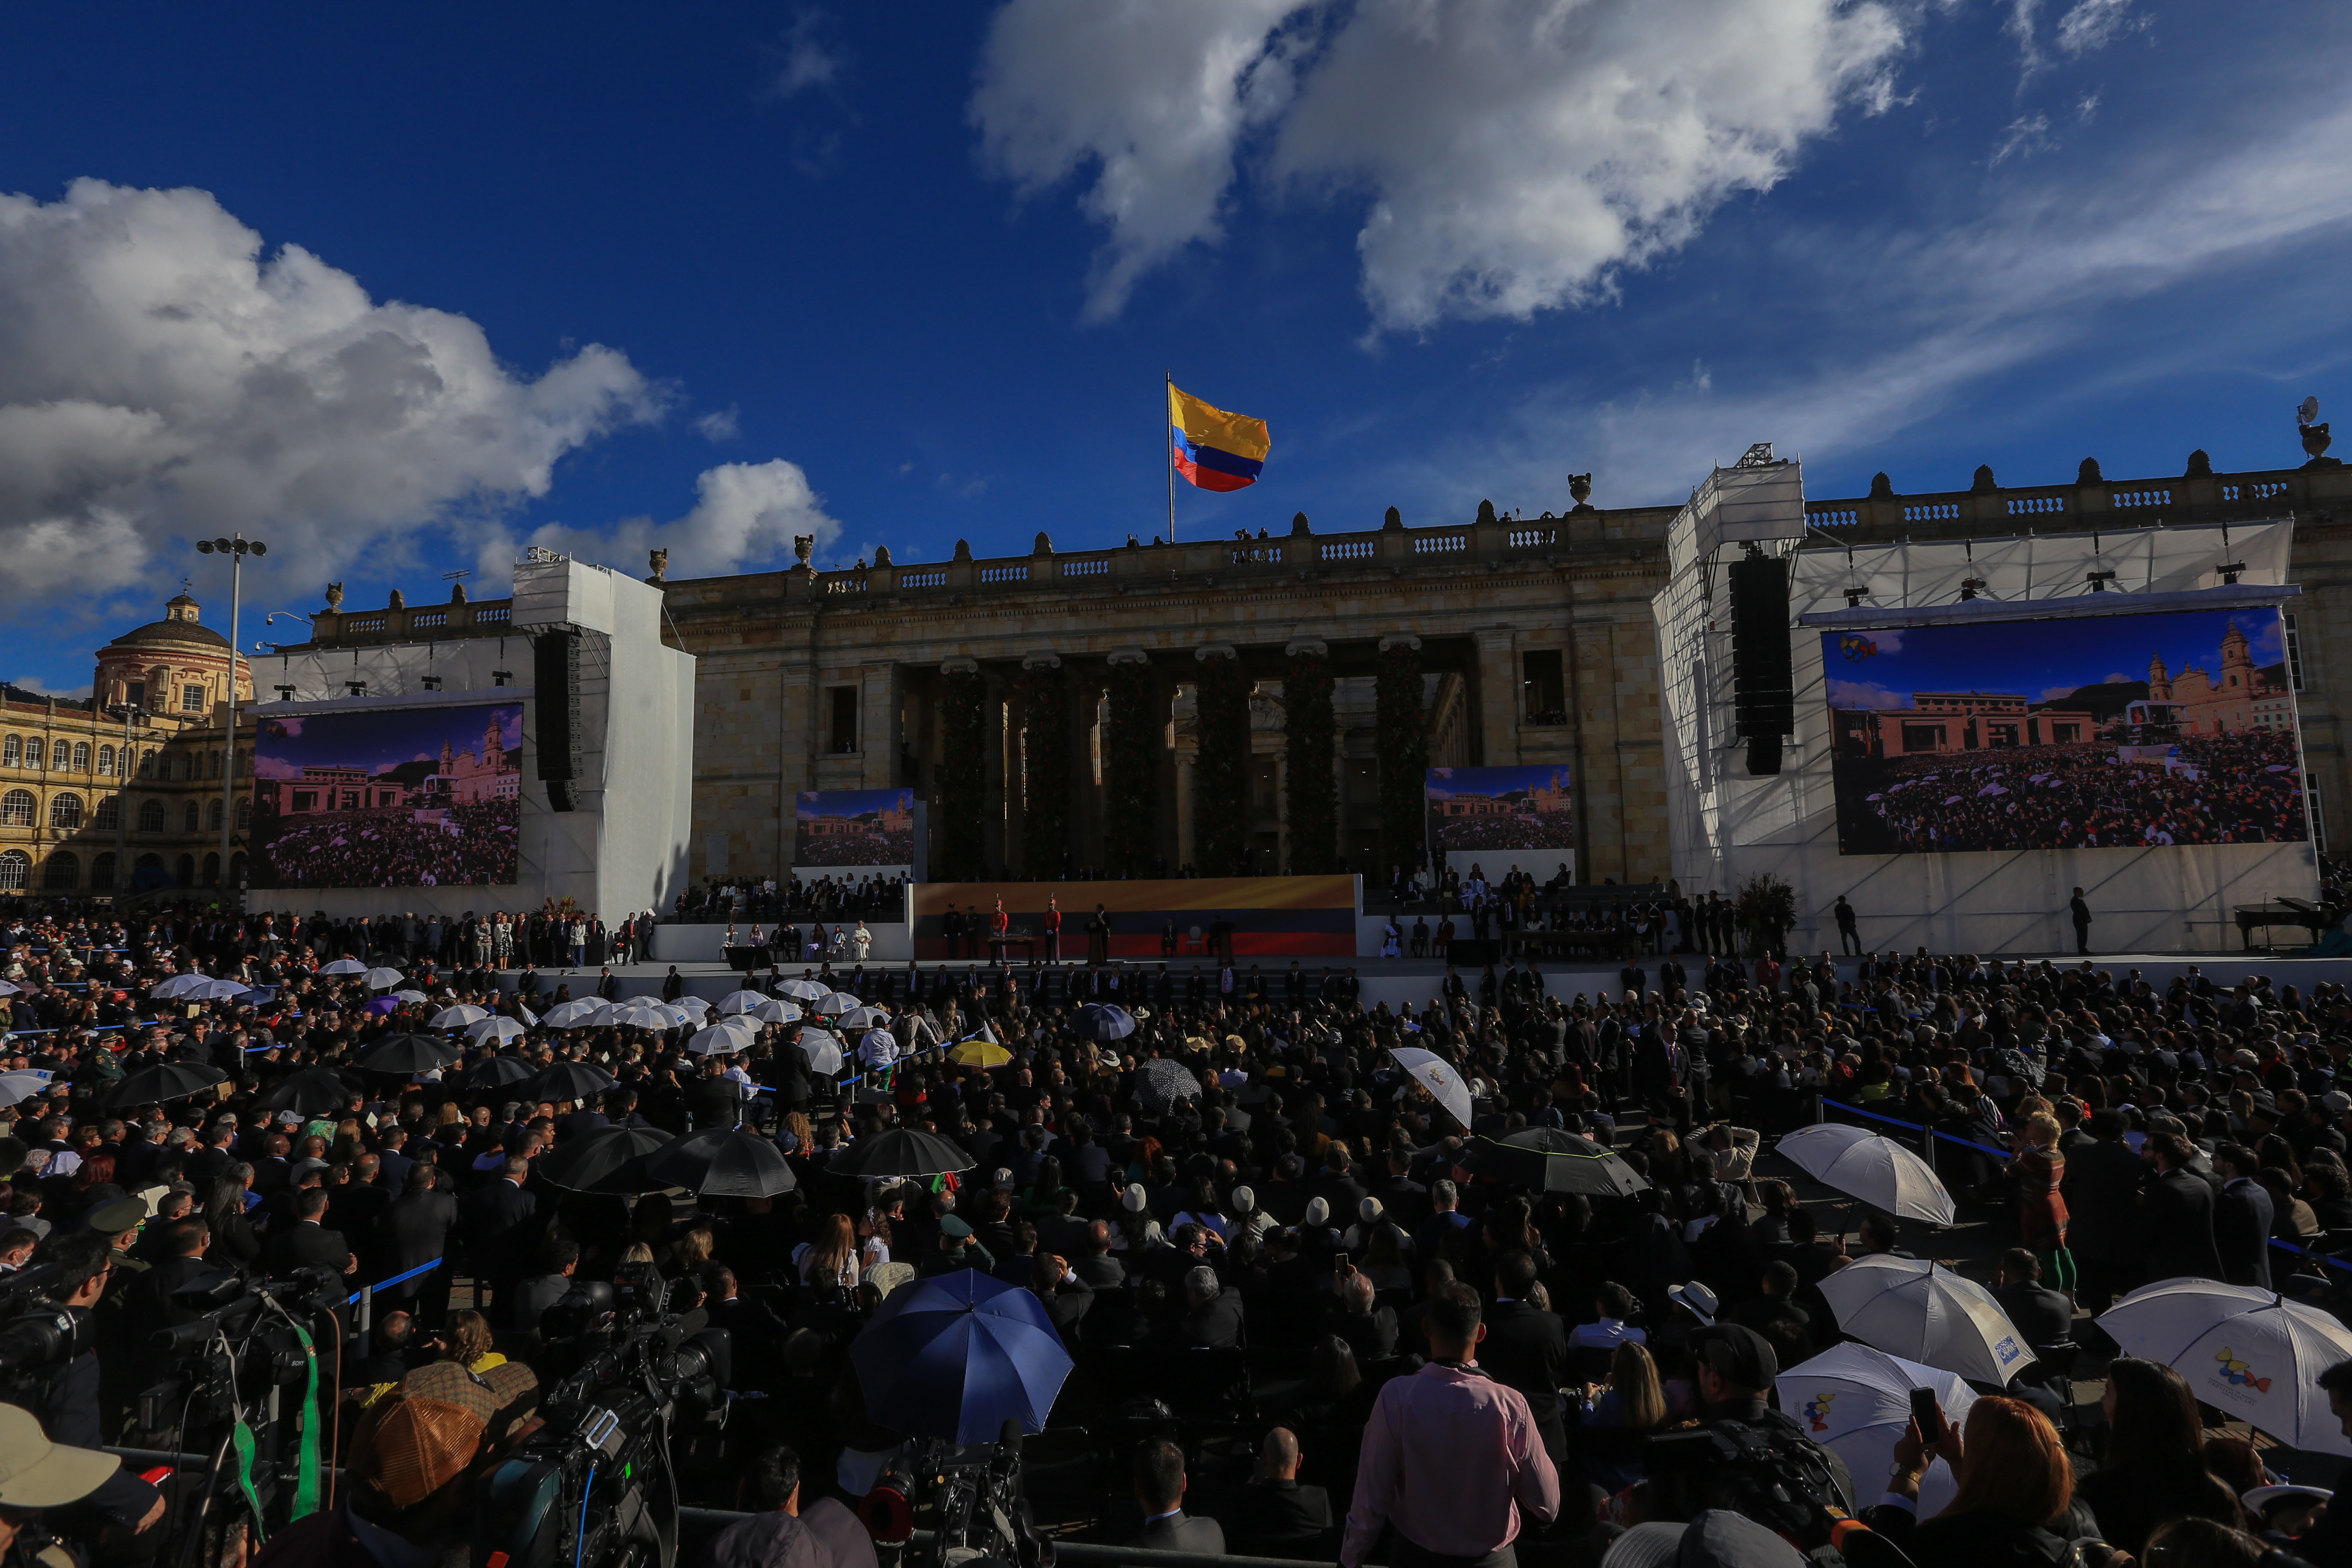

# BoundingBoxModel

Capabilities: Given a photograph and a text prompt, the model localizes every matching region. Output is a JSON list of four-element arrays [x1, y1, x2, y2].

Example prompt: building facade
[[285, 435, 2352, 885]]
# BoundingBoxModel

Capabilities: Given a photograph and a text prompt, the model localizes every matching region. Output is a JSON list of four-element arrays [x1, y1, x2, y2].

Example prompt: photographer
[[6, 1235, 162, 1540], [702, 1443, 874, 1568], [1687, 1323, 1854, 1510]]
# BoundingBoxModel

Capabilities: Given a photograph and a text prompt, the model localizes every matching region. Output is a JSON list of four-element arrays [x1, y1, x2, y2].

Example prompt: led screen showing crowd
[[250, 703, 524, 887], [794, 788, 917, 867], [1826, 607, 2308, 854], [1425, 765, 1577, 853]]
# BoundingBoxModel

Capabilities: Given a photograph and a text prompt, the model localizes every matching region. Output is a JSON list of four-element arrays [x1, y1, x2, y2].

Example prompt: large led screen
[[1825, 608, 2306, 854], [251, 704, 524, 887], [795, 788, 918, 867], [1424, 766, 1576, 854]]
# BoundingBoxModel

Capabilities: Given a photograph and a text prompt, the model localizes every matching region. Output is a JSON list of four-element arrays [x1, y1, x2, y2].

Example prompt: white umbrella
[[836, 1006, 891, 1032], [1773, 1124, 1956, 1226], [317, 959, 368, 976], [748, 998, 799, 1025], [363, 967, 404, 989], [542, 999, 606, 1029], [0, 981, 17, 997], [717, 990, 770, 1015], [193, 978, 252, 1001], [2098, 1279, 2352, 1455], [672, 995, 712, 1017], [467, 1016, 529, 1044], [794, 1027, 844, 1075], [814, 992, 861, 1016], [148, 974, 211, 1000], [1388, 1045, 1474, 1130], [777, 977, 830, 1002], [1779, 1343, 1973, 1518], [689, 1021, 755, 1055], [605, 1001, 674, 1031], [652, 1002, 695, 1029], [432, 1004, 491, 1029], [0, 1071, 55, 1109], [1819, 1255, 2035, 1385], [391, 989, 429, 1005]]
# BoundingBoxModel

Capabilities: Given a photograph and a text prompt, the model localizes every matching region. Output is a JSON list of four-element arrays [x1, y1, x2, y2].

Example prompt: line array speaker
[[533, 629, 582, 811], [1727, 553, 1795, 776]]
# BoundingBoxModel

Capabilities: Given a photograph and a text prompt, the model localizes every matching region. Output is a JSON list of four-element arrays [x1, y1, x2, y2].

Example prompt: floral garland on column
[[1284, 646, 1339, 873], [1103, 658, 1158, 877], [1193, 649, 1250, 876], [1017, 663, 1069, 878], [1375, 638, 1427, 880], [935, 666, 989, 882]]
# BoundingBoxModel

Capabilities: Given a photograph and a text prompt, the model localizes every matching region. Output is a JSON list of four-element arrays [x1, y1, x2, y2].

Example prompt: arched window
[[138, 750, 155, 779], [138, 800, 165, 833], [0, 851, 26, 891], [181, 802, 200, 834], [49, 741, 67, 770], [200, 853, 219, 885], [71, 743, 88, 773], [96, 745, 114, 777], [174, 854, 195, 886], [42, 853, 77, 891], [1, 737, 18, 768], [27, 742, 43, 772], [48, 794, 82, 830], [90, 852, 115, 892], [234, 798, 252, 829], [0, 790, 32, 827], [94, 796, 120, 831], [133, 852, 163, 885], [228, 851, 245, 886], [208, 751, 221, 780], [206, 799, 224, 831]]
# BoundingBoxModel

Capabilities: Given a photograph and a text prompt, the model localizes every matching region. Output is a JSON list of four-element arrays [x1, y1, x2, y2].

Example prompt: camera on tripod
[[0, 1262, 95, 1404], [1644, 1422, 1915, 1568], [472, 1263, 730, 1568], [859, 1420, 1048, 1568]]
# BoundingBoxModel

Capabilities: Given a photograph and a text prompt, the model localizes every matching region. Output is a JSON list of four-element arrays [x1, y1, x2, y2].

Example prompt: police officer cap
[[84, 1197, 145, 1237]]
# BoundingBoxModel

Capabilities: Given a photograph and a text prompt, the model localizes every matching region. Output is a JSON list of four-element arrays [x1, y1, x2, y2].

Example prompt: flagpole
[[1164, 369, 1176, 543]]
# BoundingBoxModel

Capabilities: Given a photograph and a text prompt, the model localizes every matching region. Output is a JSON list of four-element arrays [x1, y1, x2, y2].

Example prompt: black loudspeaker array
[[533, 629, 582, 812], [1727, 552, 1795, 776]]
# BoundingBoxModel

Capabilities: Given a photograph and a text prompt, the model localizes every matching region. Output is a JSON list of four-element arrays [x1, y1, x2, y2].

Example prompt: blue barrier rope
[[2270, 1237, 2352, 1276], [1824, 1097, 2016, 1162], [348, 1257, 443, 1305]]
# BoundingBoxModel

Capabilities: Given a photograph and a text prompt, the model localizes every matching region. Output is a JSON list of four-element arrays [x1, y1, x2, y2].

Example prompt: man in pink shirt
[[1342, 1280, 1561, 1568]]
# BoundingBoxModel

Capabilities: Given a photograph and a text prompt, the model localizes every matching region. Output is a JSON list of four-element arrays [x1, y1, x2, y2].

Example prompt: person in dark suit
[[2060, 1110, 2146, 1309], [1993, 1249, 2075, 1347], [262, 1187, 356, 1274], [380, 1162, 459, 1326], [1323, 1268, 1398, 1362], [1071, 1221, 1126, 1291], [2069, 887, 2092, 954], [326, 1156, 393, 1282], [374, 1128, 415, 1194], [1182, 1266, 1246, 1349], [1229, 1427, 1335, 1557], [2142, 1132, 2224, 1284], [508, 1233, 580, 1333], [2212, 1144, 2276, 1290], [1479, 1252, 1571, 1461], [462, 1155, 540, 1321], [1130, 1439, 1224, 1554]]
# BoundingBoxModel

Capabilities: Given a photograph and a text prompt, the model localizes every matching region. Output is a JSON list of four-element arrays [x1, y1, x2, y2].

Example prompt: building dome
[[101, 593, 230, 652]]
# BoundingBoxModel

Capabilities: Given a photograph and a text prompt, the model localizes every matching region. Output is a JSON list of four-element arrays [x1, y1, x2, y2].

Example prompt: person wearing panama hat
[[0, 1403, 122, 1567]]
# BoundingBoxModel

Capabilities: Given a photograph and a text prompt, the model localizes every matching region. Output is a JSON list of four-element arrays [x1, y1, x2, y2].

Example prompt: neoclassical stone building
[[291, 439, 2352, 891]]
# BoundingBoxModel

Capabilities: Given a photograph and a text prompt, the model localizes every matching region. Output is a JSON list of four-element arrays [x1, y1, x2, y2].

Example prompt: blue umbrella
[[1070, 1004, 1135, 1043], [848, 1271, 1073, 1442]]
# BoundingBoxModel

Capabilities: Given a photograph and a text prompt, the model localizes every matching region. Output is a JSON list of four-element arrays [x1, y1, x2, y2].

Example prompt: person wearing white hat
[[0, 1402, 123, 1554]]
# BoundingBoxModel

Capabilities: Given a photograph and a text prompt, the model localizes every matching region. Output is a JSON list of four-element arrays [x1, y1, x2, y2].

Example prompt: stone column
[[1473, 625, 1520, 767]]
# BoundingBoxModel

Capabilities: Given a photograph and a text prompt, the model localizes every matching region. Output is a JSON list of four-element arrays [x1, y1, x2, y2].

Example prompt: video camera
[[0, 1263, 95, 1406], [860, 1420, 1049, 1568], [1644, 1421, 1911, 1568], [472, 1262, 729, 1568]]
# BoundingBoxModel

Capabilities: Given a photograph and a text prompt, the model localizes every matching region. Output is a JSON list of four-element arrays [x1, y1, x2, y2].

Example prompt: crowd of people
[[0, 895, 2350, 1566], [672, 874, 913, 925], [1835, 729, 2311, 854], [254, 797, 522, 888]]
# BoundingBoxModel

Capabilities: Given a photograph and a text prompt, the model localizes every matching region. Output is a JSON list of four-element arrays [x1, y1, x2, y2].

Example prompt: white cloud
[[2056, 0, 2143, 55], [491, 459, 842, 583], [1991, 113, 2055, 166], [0, 179, 660, 613], [972, 0, 1907, 332], [6, 672, 92, 700], [972, 0, 1302, 322], [1828, 678, 1908, 708], [768, 11, 847, 100], [695, 407, 741, 442]]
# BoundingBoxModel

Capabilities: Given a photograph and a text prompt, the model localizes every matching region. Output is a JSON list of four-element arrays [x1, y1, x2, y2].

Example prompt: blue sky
[[4, 1, 2351, 698], [254, 704, 523, 781], [1822, 608, 2288, 710]]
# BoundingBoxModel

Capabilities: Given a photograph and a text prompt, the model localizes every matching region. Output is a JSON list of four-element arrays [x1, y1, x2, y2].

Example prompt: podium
[[724, 944, 772, 972]]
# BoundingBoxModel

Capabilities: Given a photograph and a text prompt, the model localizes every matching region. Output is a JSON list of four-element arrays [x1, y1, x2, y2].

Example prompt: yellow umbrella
[[948, 1039, 1013, 1068]]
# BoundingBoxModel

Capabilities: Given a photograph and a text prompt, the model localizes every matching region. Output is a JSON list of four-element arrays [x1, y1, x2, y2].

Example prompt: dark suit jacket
[[1184, 1287, 1246, 1349], [2215, 1178, 2276, 1289], [1229, 1479, 1334, 1553], [381, 1188, 459, 1300], [462, 1178, 539, 1279], [1134, 1512, 1225, 1555], [2144, 1167, 2224, 1283], [2059, 1139, 2145, 1262], [263, 1219, 351, 1275], [1478, 1299, 1571, 1449], [1995, 1281, 2076, 1348], [1323, 1304, 1398, 1363], [1073, 1253, 1126, 1291]]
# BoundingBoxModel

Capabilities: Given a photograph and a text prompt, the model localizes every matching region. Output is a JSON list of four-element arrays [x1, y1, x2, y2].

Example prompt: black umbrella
[[1468, 1128, 1649, 1197], [1069, 1004, 1135, 1043], [105, 1061, 227, 1108], [536, 1124, 674, 1194], [1131, 1058, 1200, 1118], [529, 1062, 619, 1103], [644, 1128, 797, 1198], [356, 1033, 462, 1076], [829, 1127, 975, 1179], [254, 1068, 359, 1118], [465, 1054, 540, 1090]]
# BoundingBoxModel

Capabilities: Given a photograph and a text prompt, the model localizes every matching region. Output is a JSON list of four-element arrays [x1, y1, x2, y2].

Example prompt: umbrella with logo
[[717, 990, 771, 1016], [831, 1127, 975, 1180], [836, 1006, 891, 1032], [1469, 1128, 1649, 1197], [746, 998, 799, 1026], [689, 1020, 756, 1056], [2097, 1279, 2352, 1455], [1819, 1255, 2034, 1386], [537, 1124, 675, 1194], [814, 992, 861, 1017], [530, 1061, 619, 1103], [1388, 1045, 1475, 1130], [672, 995, 711, 1017], [645, 1127, 797, 1199], [105, 1060, 227, 1108], [776, 977, 831, 1002], [849, 1270, 1073, 1442], [1772, 1124, 1956, 1227], [1778, 1343, 1976, 1517], [356, 1033, 463, 1076]]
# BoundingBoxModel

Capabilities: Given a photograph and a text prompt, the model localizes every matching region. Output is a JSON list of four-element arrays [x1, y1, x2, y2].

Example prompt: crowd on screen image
[[254, 799, 520, 888], [791, 829, 916, 868], [1835, 730, 2308, 854], [1428, 815, 1578, 854]]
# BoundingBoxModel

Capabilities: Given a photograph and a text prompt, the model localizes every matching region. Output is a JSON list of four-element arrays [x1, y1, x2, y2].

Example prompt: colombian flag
[[1169, 382, 1269, 493]]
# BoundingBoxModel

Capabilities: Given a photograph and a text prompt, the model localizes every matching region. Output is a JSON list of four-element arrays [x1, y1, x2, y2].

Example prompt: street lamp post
[[107, 701, 147, 899], [195, 533, 266, 900]]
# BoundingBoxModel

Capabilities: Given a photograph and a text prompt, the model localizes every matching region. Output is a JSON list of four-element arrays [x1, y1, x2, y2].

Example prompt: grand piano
[[2233, 896, 2345, 950]]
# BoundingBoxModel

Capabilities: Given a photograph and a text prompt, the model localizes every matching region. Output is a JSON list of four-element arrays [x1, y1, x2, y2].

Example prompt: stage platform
[[490, 949, 2352, 1011]]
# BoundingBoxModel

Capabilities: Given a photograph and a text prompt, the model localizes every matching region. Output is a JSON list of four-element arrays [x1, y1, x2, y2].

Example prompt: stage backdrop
[[793, 788, 925, 878], [910, 877, 1358, 960], [1425, 766, 1577, 853], [250, 702, 524, 888], [1824, 606, 2308, 854]]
